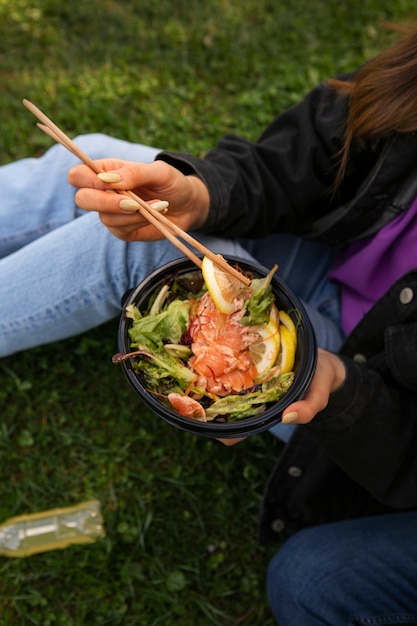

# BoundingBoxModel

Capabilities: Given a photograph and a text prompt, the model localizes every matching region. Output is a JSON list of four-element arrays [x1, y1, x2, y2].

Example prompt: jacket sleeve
[[156, 77, 370, 239], [308, 351, 417, 509]]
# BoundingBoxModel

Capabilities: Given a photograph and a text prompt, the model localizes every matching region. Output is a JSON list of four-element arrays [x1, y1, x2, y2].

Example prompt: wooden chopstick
[[23, 99, 251, 286]]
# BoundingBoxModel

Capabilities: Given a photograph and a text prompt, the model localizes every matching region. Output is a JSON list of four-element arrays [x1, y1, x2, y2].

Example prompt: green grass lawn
[[1, 1, 416, 624]]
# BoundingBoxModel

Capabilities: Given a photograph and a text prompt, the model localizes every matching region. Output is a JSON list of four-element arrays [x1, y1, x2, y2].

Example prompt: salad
[[113, 256, 298, 423]]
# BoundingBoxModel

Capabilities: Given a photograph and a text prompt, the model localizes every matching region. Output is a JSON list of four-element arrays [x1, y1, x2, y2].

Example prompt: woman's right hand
[[68, 158, 210, 242]]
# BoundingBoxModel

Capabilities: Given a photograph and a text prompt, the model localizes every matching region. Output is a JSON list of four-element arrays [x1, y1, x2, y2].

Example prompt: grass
[[0, 0, 416, 624]]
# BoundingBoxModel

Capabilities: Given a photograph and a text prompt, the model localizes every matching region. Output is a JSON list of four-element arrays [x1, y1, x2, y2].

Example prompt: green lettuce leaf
[[241, 265, 276, 326], [128, 299, 190, 348], [205, 372, 295, 420], [132, 346, 197, 391]]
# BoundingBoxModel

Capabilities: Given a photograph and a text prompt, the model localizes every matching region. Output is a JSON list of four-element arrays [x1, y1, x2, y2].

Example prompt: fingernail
[[150, 200, 169, 213], [120, 199, 140, 212], [98, 171, 121, 183], [282, 411, 298, 424]]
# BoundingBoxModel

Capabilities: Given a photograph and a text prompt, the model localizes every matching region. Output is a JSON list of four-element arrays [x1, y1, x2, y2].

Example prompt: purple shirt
[[329, 196, 417, 335]]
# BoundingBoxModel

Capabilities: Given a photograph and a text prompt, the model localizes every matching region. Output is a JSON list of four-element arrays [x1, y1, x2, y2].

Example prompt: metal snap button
[[399, 287, 414, 305], [353, 353, 367, 363], [271, 518, 285, 533], [288, 466, 303, 478]]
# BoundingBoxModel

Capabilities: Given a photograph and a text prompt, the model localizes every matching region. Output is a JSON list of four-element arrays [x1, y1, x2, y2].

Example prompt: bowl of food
[[114, 255, 317, 439]]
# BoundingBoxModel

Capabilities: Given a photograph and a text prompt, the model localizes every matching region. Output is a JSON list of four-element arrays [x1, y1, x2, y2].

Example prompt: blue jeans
[[267, 512, 417, 625]]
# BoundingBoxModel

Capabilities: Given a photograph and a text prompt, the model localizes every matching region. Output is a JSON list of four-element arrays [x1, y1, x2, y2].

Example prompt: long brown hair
[[328, 22, 417, 187]]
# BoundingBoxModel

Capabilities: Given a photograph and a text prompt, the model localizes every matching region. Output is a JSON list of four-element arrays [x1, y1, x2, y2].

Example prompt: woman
[[3, 23, 417, 624]]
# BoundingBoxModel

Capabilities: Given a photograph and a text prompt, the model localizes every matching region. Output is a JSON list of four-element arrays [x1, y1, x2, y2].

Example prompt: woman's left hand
[[280, 348, 346, 425], [218, 348, 346, 445]]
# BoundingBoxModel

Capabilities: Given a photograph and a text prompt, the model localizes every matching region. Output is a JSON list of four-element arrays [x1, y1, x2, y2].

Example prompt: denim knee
[[266, 524, 353, 625], [266, 516, 417, 626], [267, 528, 323, 623]]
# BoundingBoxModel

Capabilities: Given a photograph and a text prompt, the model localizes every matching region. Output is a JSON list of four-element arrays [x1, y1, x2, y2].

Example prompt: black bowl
[[117, 256, 317, 438]]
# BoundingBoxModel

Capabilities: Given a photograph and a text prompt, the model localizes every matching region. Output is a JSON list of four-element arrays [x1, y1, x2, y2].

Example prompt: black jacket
[[157, 77, 417, 543]]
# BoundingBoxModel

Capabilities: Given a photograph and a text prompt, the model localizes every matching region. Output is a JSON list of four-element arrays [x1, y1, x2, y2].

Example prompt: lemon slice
[[201, 255, 241, 314], [277, 325, 296, 374], [278, 310, 297, 346], [250, 314, 280, 378]]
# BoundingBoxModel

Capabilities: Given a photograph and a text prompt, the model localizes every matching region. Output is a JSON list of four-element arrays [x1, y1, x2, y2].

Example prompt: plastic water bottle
[[0, 500, 104, 557]]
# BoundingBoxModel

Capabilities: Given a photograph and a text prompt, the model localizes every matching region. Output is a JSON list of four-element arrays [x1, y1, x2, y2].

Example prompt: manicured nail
[[150, 200, 169, 213], [120, 199, 140, 212], [282, 411, 298, 424], [98, 171, 121, 183]]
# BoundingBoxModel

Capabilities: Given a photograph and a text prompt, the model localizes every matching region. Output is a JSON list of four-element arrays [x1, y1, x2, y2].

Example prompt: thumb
[[281, 349, 346, 425], [281, 386, 329, 425]]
